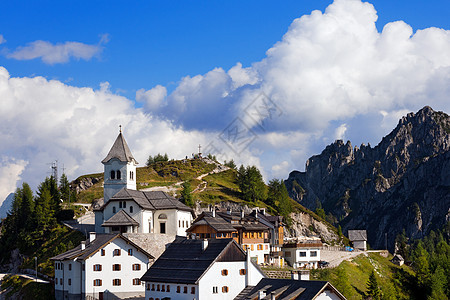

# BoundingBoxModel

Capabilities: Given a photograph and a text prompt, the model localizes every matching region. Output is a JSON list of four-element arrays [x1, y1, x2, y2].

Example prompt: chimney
[[300, 270, 310, 280], [81, 241, 86, 250], [241, 210, 244, 218], [212, 208, 216, 218], [202, 239, 209, 251], [270, 292, 276, 300], [89, 232, 96, 243], [261, 208, 266, 215], [258, 290, 266, 299], [291, 270, 299, 280]]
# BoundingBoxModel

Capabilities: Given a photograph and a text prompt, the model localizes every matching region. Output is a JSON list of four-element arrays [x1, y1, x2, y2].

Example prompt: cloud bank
[[1, 0, 450, 207], [6, 34, 108, 64]]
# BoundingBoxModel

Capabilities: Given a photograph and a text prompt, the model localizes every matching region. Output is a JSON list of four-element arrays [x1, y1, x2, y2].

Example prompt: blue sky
[[1, 0, 450, 207], [1, 0, 449, 98]]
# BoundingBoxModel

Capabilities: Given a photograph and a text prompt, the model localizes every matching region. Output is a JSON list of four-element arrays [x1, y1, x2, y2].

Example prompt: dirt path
[[321, 250, 365, 268], [141, 161, 229, 195]]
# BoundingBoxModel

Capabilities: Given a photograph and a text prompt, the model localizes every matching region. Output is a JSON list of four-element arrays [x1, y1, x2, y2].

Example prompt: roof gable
[[348, 230, 367, 241], [51, 234, 154, 261], [102, 132, 137, 164], [140, 238, 243, 284], [102, 209, 139, 227]]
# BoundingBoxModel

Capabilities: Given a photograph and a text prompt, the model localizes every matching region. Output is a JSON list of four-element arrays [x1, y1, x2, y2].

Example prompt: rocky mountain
[[285, 106, 450, 250]]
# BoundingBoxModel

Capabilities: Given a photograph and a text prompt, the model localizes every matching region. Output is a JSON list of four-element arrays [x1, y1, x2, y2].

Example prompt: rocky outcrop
[[72, 175, 102, 193], [285, 106, 450, 251]]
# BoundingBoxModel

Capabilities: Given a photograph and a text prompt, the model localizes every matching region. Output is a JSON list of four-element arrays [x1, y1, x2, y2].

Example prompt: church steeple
[[102, 128, 138, 203]]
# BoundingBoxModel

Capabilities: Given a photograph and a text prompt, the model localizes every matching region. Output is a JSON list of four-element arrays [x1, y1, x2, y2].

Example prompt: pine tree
[[237, 165, 266, 202], [266, 179, 292, 218], [366, 270, 381, 300], [181, 182, 194, 207], [59, 173, 70, 202], [429, 265, 448, 300]]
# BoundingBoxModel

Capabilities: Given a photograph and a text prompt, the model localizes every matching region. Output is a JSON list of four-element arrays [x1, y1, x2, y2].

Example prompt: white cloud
[[6, 35, 108, 64], [334, 124, 347, 140], [3, 0, 450, 201], [0, 35, 6, 45], [136, 85, 167, 111], [0, 157, 28, 207]]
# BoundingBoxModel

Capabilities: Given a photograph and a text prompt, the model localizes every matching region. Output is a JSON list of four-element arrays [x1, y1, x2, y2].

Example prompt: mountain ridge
[[285, 106, 450, 250]]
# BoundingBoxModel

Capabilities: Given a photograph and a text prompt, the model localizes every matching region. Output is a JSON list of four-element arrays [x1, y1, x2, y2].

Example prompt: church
[[93, 130, 194, 235], [52, 129, 194, 300]]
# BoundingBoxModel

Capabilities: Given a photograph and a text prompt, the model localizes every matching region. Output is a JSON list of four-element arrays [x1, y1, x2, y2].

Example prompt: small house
[[348, 230, 367, 251]]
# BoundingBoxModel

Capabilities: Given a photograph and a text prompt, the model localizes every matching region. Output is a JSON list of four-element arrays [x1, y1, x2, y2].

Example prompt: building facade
[[283, 238, 323, 269], [52, 233, 153, 300]]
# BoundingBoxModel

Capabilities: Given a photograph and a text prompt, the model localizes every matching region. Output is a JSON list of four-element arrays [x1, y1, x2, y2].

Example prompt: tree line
[[0, 175, 75, 263]]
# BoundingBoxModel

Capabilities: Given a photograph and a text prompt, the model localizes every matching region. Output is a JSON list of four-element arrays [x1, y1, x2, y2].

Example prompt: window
[[55, 279, 58, 285], [112, 264, 121, 271], [110, 170, 116, 179], [119, 201, 122, 208], [93, 264, 102, 271], [151, 284, 155, 291], [101, 249, 105, 256], [179, 220, 181, 227], [113, 249, 121, 256], [167, 285, 170, 292], [130, 206, 133, 213], [222, 286, 229, 293], [158, 214, 167, 219], [147, 284, 150, 290], [123, 201, 126, 208], [213, 286, 218, 294], [60, 278, 62, 285], [177, 286, 180, 293], [239, 269, 246, 275], [299, 251, 307, 257], [113, 279, 121, 286], [257, 244, 263, 250], [68, 264, 72, 271], [184, 286, 188, 293], [130, 171, 133, 180], [157, 284, 160, 291], [221, 269, 228, 276], [311, 251, 317, 257], [191, 287, 195, 294], [113, 206, 116, 213], [68, 278, 71, 285], [128, 249, 133, 256], [116, 170, 121, 180], [133, 278, 141, 285], [82, 264, 85, 271], [93, 279, 102, 286], [132, 264, 141, 271], [162, 285, 165, 292]]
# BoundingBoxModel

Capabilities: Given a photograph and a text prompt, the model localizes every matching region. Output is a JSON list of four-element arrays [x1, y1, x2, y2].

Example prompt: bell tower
[[102, 126, 138, 203]]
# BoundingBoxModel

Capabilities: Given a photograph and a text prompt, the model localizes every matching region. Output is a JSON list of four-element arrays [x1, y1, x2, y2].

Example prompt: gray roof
[[188, 212, 237, 233], [102, 210, 139, 227], [140, 238, 245, 284], [234, 278, 346, 300], [99, 188, 193, 213], [348, 230, 367, 241], [51, 234, 154, 261], [102, 132, 138, 164]]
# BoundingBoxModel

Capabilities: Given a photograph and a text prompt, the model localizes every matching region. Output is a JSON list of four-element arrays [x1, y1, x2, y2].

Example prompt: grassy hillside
[[312, 252, 415, 299]]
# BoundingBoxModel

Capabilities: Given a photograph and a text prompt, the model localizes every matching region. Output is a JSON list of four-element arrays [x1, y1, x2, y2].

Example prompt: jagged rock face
[[72, 176, 102, 193], [285, 106, 450, 251]]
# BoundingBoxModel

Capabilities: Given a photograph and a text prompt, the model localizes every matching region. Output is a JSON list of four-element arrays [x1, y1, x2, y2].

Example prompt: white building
[[348, 230, 367, 251], [140, 238, 265, 300], [94, 130, 194, 235], [283, 239, 322, 269], [52, 232, 154, 300]]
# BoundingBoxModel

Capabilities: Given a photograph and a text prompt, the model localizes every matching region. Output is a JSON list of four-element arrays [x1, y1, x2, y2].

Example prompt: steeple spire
[[102, 131, 138, 164]]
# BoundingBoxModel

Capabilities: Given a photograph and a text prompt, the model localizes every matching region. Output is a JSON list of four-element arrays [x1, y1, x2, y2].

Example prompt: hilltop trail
[[141, 159, 230, 196]]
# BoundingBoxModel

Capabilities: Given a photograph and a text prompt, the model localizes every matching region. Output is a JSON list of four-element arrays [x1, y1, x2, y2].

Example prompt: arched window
[[158, 214, 167, 219], [116, 170, 121, 180], [110, 170, 116, 179]]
